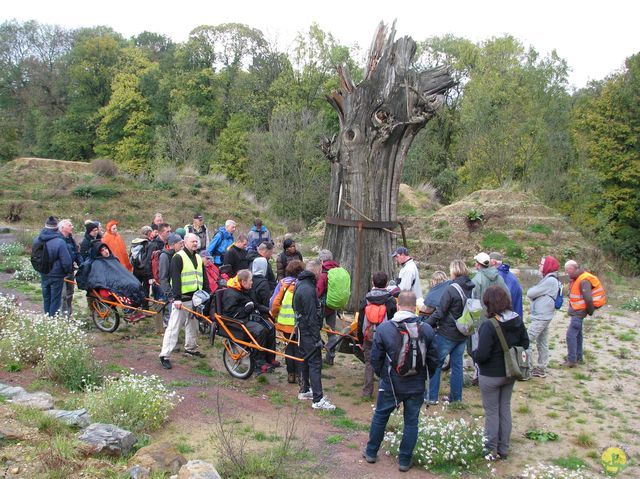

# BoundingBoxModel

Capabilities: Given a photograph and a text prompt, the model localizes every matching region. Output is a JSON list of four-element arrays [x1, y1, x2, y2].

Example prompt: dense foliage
[[1, 20, 638, 268]]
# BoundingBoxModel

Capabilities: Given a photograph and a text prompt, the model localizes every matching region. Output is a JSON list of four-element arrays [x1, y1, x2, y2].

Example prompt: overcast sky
[[3, 0, 639, 89]]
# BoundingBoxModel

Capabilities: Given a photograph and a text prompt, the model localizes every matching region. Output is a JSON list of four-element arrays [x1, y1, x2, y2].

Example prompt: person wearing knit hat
[[526, 256, 561, 378], [175, 227, 186, 239], [80, 221, 101, 261], [276, 238, 303, 281], [33, 216, 73, 316]]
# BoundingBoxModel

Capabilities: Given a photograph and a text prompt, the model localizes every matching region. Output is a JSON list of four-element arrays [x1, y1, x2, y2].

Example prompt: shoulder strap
[[489, 316, 509, 353], [451, 283, 466, 301]]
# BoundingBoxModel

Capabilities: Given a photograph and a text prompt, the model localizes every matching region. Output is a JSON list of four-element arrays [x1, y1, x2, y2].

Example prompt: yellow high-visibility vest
[[176, 249, 203, 294]]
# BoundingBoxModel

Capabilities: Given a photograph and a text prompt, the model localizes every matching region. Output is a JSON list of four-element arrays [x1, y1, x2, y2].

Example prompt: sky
[[3, 0, 639, 89]]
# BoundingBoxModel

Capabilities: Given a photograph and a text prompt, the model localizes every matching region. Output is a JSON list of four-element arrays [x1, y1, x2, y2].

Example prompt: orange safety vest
[[569, 272, 606, 311]]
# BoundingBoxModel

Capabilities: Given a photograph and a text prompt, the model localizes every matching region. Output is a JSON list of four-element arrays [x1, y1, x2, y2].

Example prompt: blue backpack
[[553, 283, 564, 310]]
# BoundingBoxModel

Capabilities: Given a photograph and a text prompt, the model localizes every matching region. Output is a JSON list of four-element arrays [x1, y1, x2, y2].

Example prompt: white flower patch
[[521, 463, 595, 479]]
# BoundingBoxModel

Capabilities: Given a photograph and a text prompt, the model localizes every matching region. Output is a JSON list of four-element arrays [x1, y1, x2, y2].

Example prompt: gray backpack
[[451, 283, 483, 336]]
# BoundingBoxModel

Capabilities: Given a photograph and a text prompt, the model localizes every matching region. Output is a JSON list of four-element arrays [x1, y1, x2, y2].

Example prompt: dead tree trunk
[[322, 22, 454, 311]]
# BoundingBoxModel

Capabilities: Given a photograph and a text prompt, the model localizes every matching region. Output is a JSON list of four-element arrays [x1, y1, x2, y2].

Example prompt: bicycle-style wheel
[[90, 298, 120, 333], [222, 341, 255, 379]]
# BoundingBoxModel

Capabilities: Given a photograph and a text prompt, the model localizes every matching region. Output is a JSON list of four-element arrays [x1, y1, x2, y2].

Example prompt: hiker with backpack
[[276, 238, 303, 280], [130, 225, 153, 290], [270, 259, 305, 384], [185, 213, 209, 252], [316, 249, 351, 365], [58, 219, 82, 318], [207, 219, 236, 266], [392, 247, 423, 303], [158, 234, 184, 327], [358, 271, 398, 399], [563, 260, 606, 368], [526, 256, 562, 377], [295, 260, 336, 411], [247, 218, 272, 252], [472, 286, 529, 461], [363, 291, 438, 472], [145, 223, 171, 300], [419, 271, 451, 318], [425, 260, 476, 406], [32, 216, 73, 317]]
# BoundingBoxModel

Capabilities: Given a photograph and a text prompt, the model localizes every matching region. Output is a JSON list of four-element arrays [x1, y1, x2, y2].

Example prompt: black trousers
[[244, 318, 275, 363], [299, 334, 323, 402]]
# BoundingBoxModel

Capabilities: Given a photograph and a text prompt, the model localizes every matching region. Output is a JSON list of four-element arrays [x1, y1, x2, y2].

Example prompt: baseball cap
[[194, 213, 203, 220], [167, 233, 183, 246], [474, 252, 491, 266], [391, 246, 409, 257], [489, 252, 503, 262]]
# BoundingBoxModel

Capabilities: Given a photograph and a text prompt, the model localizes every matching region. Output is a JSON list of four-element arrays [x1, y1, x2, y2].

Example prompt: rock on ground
[[77, 423, 137, 457], [0, 384, 26, 399], [44, 409, 92, 428], [10, 391, 54, 410], [128, 441, 187, 475], [128, 464, 151, 479], [177, 460, 221, 479]]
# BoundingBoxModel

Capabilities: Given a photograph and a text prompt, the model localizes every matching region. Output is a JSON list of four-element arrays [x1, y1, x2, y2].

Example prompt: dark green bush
[[72, 185, 119, 199]]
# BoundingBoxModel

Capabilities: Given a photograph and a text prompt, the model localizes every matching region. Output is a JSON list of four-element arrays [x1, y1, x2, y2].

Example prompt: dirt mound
[[11, 157, 91, 173], [404, 188, 605, 272]]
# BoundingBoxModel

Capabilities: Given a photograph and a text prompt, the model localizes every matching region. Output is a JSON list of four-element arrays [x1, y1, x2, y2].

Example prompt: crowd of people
[[30, 214, 607, 472]]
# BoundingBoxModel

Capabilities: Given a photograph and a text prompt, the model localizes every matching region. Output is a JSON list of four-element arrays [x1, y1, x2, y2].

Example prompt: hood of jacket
[[250, 225, 267, 233], [89, 241, 113, 260], [497, 263, 512, 275], [494, 309, 524, 331], [297, 270, 317, 283], [478, 266, 500, 282], [365, 288, 393, 305], [251, 257, 268, 276], [38, 227, 63, 243], [216, 226, 234, 240], [105, 220, 118, 234], [226, 275, 244, 291], [391, 310, 418, 323], [453, 275, 475, 291], [322, 260, 340, 271]]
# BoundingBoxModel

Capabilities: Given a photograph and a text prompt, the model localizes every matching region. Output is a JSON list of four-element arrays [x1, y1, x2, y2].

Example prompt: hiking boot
[[399, 462, 413, 472], [362, 450, 377, 464], [312, 396, 336, 411], [562, 360, 577, 368], [531, 367, 547, 378], [183, 349, 206, 358], [298, 389, 314, 401], [323, 355, 334, 366], [159, 357, 172, 369], [287, 373, 297, 384]]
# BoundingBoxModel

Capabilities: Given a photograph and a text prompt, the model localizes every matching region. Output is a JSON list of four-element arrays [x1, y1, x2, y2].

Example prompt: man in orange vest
[[564, 260, 606, 367]]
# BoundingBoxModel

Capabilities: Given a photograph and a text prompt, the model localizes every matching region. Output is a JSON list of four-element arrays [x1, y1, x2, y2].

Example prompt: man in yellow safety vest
[[159, 233, 210, 370]]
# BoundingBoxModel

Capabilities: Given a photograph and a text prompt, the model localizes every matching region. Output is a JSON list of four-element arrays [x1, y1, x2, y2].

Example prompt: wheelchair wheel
[[198, 319, 211, 336], [90, 298, 120, 333], [223, 341, 255, 379]]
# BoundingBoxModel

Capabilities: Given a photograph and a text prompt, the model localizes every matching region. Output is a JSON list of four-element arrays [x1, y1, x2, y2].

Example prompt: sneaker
[[312, 396, 336, 411], [399, 462, 413, 472], [159, 357, 172, 369], [483, 450, 499, 461], [498, 453, 508, 460], [426, 400, 438, 407], [287, 373, 297, 384], [298, 390, 314, 401], [531, 368, 547, 378], [257, 363, 275, 375], [183, 349, 206, 358], [362, 449, 377, 464]]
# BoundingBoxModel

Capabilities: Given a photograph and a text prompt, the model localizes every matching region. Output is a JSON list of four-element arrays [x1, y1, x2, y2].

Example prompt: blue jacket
[[497, 264, 523, 319], [424, 280, 452, 309], [247, 225, 272, 251], [370, 311, 438, 397], [207, 226, 234, 265], [34, 228, 73, 278], [63, 234, 82, 268]]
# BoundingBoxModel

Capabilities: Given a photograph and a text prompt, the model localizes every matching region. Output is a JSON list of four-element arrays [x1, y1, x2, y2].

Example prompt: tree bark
[[322, 22, 454, 310]]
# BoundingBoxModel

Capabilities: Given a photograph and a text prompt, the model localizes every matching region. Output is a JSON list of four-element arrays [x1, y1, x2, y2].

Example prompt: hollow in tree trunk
[[322, 21, 454, 310]]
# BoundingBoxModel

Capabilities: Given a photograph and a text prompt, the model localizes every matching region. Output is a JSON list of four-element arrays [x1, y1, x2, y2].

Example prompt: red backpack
[[363, 302, 387, 342], [151, 249, 163, 282]]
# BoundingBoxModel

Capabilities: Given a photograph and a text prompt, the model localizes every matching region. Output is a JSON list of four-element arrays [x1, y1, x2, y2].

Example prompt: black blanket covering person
[[76, 242, 145, 306]]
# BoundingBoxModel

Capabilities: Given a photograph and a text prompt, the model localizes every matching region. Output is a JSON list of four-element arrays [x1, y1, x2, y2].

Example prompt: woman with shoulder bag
[[472, 285, 529, 461]]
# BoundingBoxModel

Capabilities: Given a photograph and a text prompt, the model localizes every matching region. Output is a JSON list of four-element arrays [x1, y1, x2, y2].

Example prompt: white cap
[[474, 252, 491, 267]]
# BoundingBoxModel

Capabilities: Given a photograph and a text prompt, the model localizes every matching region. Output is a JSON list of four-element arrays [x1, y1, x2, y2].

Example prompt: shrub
[[0, 242, 24, 256], [466, 209, 484, 222], [72, 185, 118, 199], [482, 230, 525, 259], [621, 297, 640, 312], [84, 374, 181, 433], [0, 295, 101, 390], [383, 412, 486, 474], [154, 166, 178, 185], [520, 463, 594, 478], [91, 158, 119, 177], [13, 265, 40, 282]]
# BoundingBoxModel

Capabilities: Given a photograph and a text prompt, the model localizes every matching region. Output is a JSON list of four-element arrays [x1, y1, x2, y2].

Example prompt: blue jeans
[[428, 334, 466, 402], [566, 316, 583, 362], [366, 390, 423, 467], [41, 275, 64, 317]]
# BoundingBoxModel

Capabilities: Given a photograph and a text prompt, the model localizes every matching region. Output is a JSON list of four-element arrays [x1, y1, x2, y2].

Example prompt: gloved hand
[[244, 302, 255, 313]]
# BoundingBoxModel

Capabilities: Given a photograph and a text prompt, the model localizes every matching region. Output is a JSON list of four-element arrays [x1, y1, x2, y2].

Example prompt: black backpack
[[31, 238, 51, 274], [392, 320, 427, 377]]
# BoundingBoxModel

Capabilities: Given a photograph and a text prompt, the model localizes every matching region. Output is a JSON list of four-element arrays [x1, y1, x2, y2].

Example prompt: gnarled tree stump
[[322, 21, 454, 310]]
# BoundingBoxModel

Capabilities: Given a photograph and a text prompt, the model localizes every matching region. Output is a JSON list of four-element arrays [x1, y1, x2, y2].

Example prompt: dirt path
[[1, 230, 639, 478]]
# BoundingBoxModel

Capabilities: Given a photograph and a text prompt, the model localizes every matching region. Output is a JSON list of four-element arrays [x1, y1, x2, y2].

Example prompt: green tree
[[215, 113, 254, 181], [571, 54, 640, 271]]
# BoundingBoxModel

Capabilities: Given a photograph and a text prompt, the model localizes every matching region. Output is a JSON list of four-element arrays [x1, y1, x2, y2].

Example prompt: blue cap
[[391, 246, 409, 257]]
